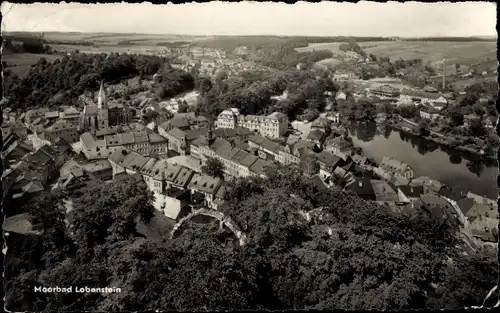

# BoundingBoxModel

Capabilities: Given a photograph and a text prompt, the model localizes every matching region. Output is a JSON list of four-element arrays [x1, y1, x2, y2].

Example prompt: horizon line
[[3, 31, 498, 39]]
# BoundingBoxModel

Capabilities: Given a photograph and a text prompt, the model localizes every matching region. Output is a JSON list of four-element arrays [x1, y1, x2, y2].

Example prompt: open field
[[295, 42, 344, 54], [3, 53, 62, 77], [360, 41, 497, 68], [452, 75, 498, 90], [314, 57, 344, 69], [6, 32, 210, 45], [296, 41, 497, 72]]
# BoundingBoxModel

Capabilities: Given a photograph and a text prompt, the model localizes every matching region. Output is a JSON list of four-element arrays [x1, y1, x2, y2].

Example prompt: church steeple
[[98, 80, 107, 109]]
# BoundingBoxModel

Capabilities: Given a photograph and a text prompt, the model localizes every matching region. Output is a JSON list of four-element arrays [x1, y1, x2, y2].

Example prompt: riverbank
[[349, 122, 497, 199], [384, 118, 497, 161]]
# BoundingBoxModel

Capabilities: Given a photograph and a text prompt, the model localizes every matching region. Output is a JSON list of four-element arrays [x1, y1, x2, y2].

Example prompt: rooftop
[[172, 167, 194, 187], [188, 173, 221, 194], [380, 157, 411, 174], [398, 185, 424, 198]]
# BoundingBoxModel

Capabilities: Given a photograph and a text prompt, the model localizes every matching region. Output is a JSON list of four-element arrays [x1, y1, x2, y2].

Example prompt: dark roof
[[256, 136, 281, 153], [398, 185, 424, 198], [345, 178, 375, 196], [185, 128, 208, 141], [457, 198, 475, 215], [307, 129, 326, 142], [169, 117, 191, 129], [249, 158, 269, 176], [172, 167, 194, 187], [215, 185, 226, 199], [210, 137, 232, 152], [420, 194, 450, 207], [471, 229, 497, 243], [240, 153, 258, 167], [187, 173, 221, 194], [316, 151, 341, 167], [231, 149, 249, 163], [438, 187, 465, 202]]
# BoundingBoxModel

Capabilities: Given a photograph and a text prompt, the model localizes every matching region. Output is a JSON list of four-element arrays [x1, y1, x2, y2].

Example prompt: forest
[[194, 66, 341, 120], [4, 166, 498, 312], [2, 52, 179, 111]]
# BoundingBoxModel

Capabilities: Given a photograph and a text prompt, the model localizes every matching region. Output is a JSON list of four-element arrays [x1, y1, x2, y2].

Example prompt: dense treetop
[[5, 166, 497, 312], [3, 52, 175, 110], [195, 67, 337, 120]]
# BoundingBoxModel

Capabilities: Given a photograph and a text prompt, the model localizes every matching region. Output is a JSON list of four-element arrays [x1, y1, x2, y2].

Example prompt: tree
[[201, 157, 225, 179], [195, 76, 213, 94], [418, 119, 431, 136], [68, 174, 155, 257], [450, 111, 464, 127], [424, 65, 436, 74], [468, 118, 486, 137], [178, 101, 189, 113], [472, 103, 485, 117]]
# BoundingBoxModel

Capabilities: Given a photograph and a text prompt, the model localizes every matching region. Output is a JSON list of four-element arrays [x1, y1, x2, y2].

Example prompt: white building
[[216, 108, 289, 139]]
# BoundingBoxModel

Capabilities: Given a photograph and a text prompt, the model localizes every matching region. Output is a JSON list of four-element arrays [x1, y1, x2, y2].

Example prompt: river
[[349, 122, 498, 199]]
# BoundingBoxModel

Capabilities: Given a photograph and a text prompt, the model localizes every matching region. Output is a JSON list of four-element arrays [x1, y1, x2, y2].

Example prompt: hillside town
[[2, 2, 499, 312], [3, 70, 497, 250]]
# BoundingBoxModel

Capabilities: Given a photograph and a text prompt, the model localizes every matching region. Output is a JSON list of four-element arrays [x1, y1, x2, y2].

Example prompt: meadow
[[296, 41, 497, 72], [313, 57, 344, 69], [3, 53, 62, 77], [7, 31, 207, 45]]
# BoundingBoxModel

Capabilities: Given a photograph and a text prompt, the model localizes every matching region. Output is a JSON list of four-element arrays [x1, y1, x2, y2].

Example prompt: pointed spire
[[98, 80, 107, 109]]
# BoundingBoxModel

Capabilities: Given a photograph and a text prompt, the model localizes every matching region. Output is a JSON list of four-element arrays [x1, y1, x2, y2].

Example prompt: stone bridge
[[169, 208, 247, 246]]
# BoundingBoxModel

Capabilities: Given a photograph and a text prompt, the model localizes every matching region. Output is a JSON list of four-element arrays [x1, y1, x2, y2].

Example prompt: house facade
[[216, 108, 289, 139], [379, 157, 414, 179]]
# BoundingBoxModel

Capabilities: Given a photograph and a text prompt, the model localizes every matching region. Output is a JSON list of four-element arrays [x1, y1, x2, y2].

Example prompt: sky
[[1, 1, 497, 37]]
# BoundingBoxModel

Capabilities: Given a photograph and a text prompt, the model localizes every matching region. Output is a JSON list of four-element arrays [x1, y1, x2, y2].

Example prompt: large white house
[[216, 108, 288, 139]]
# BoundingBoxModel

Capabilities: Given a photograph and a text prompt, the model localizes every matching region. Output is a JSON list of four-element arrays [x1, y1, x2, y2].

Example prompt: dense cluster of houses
[[2, 67, 497, 248], [171, 54, 267, 79]]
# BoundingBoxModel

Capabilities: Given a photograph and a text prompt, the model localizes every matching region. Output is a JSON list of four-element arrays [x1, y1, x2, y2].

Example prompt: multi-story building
[[370, 85, 400, 98], [42, 120, 79, 144], [316, 150, 342, 180], [187, 173, 223, 209], [105, 131, 169, 157], [276, 139, 316, 165], [324, 136, 353, 157], [80, 130, 169, 160], [25, 108, 50, 124], [247, 134, 281, 161], [212, 127, 252, 141], [190, 130, 271, 179], [216, 108, 289, 139], [379, 157, 415, 180], [108, 147, 226, 219]]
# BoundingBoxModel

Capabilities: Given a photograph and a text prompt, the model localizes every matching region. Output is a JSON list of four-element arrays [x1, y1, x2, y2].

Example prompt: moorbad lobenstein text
[[34, 286, 122, 293]]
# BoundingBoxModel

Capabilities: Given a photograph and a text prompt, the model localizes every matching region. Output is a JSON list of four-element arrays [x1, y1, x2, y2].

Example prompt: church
[[79, 81, 132, 132]]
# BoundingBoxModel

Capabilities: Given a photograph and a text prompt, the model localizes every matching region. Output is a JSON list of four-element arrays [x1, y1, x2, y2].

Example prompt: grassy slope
[[3, 53, 62, 77], [295, 41, 497, 72]]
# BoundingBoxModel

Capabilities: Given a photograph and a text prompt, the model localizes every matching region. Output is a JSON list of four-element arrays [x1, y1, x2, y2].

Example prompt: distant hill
[[403, 36, 497, 42]]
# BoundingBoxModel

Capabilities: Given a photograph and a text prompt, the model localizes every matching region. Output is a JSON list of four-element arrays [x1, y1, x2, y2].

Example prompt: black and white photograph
[[1, 1, 498, 311]]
